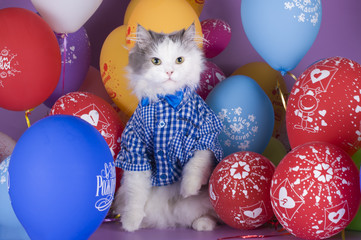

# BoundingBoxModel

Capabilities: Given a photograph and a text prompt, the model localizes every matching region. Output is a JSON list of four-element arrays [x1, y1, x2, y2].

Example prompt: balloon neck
[[280, 70, 287, 76]]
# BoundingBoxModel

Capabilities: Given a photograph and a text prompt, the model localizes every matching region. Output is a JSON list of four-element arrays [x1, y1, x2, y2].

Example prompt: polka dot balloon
[[209, 151, 275, 229], [271, 141, 360, 239]]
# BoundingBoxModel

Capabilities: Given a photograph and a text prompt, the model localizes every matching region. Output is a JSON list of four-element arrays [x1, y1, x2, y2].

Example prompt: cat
[[112, 23, 223, 232]]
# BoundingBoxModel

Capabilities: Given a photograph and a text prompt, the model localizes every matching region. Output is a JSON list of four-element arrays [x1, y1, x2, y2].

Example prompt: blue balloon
[[0, 156, 30, 240], [9, 115, 115, 240], [241, 0, 322, 74], [206, 75, 274, 157]]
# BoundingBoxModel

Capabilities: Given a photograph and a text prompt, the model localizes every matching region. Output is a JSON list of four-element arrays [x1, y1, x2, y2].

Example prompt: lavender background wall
[[1, 0, 361, 141]]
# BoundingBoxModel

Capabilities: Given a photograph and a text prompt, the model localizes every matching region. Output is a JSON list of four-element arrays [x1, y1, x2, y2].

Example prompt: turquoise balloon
[[241, 0, 322, 74], [0, 156, 30, 240], [206, 75, 274, 157]]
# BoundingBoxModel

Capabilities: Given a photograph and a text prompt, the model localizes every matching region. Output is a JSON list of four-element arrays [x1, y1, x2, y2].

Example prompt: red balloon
[[0, 8, 61, 111], [209, 151, 275, 229], [286, 56, 361, 155], [50, 92, 124, 159], [271, 142, 360, 240], [197, 61, 226, 100]]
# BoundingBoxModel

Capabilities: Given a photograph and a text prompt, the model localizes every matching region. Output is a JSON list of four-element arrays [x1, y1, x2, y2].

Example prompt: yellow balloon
[[100, 25, 138, 119], [262, 137, 287, 166], [126, 0, 203, 49], [123, 0, 141, 25], [185, 0, 205, 17], [231, 62, 288, 137]]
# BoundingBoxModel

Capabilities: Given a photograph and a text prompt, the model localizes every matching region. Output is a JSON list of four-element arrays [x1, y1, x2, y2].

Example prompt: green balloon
[[346, 149, 361, 231], [262, 137, 287, 166]]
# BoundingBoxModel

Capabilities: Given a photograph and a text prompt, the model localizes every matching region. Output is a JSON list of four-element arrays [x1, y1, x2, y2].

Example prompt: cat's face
[[126, 24, 204, 101]]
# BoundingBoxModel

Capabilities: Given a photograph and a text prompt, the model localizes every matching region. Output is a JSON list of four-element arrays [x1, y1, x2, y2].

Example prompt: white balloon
[[31, 0, 102, 33], [0, 132, 16, 162]]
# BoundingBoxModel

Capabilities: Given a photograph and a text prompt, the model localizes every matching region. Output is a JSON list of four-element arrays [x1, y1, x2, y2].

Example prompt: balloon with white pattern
[[286, 56, 361, 156], [271, 141, 360, 239], [209, 151, 275, 229]]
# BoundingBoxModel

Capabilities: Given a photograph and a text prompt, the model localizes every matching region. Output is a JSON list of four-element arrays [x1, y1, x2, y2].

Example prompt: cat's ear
[[136, 24, 152, 49], [183, 23, 196, 43]]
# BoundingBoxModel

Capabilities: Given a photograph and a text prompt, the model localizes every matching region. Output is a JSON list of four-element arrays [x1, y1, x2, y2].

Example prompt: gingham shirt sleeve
[[195, 100, 224, 162], [115, 111, 151, 172]]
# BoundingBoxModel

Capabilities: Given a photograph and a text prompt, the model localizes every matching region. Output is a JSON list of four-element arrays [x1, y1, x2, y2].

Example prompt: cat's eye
[[176, 57, 184, 64], [151, 57, 162, 65]]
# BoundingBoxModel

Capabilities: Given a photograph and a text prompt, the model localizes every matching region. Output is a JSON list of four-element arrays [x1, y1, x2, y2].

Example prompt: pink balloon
[[0, 132, 16, 162], [201, 18, 231, 58], [197, 61, 226, 100]]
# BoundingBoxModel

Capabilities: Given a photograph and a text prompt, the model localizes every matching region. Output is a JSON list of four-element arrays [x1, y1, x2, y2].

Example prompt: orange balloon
[[126, 0, 203, 49], [100, 25, 138, 119], [123, 0, 141, 24], [185, 0, 205, 17]]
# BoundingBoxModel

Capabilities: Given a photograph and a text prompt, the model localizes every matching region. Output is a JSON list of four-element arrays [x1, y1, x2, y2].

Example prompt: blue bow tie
[[141, 90, 184, 109]]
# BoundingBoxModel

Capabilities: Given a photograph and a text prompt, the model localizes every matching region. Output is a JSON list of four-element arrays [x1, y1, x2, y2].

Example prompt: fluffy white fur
[[126, 24, 205, 102], [113, 25, 218, 232]]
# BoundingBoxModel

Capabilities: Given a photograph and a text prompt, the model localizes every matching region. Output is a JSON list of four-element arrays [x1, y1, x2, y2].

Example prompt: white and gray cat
[[112, 24, 223, 232]]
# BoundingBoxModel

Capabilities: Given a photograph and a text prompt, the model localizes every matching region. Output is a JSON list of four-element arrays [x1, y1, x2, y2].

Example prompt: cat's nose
[[166, 71, 173, 77]]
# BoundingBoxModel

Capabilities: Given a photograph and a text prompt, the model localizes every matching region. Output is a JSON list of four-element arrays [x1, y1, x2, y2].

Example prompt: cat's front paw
[[192, 216, 217, 231], [180, 176, 202, 198], [121, 210, 145, 232]]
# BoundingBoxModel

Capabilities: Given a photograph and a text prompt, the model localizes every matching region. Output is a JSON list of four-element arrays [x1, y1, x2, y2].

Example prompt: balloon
[[271, 141, 360, 240], [286, 56, 361, 156], [0, 156, 30, 240], [79, 66, 114, 104], [0, 132, 16, 162], [126, 0, 203, 49], [100, 25, 138, 118], [50, 92, 124, 158], [241, 0, 322, 74], [185, 0, 205, 17], [44, 27, 91, 108], [209, 151, 275, 229], [262, 137, 287, 166], [30, 0, 102, 33], [201, 19, 232, 58], [123, 0, 141, 25], [0, 8, 61, 111], [197, 61, 226, 100], [346, 150, 361, 231], [232, 62, 288, 137], [206, 75, 274, 157], [9, 115, 115, 240], [0, 0, 37, 12]]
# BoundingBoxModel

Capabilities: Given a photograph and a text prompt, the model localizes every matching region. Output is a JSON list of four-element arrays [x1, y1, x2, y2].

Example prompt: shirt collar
[[141, 88, 187, 109]]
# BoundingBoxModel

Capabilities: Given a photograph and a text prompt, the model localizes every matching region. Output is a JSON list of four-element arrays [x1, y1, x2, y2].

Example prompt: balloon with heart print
[[270, 141, 360, 240], [50, 92, 124, 159], [286, 56, 361, 156], [209, 151, 275, 229], [31, 0, 102, 33], [201, 19, 232, 58], [197, 61, 226, 100]]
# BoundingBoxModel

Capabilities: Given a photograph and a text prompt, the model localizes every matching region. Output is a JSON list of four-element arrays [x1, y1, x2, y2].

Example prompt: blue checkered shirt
[[115, 88, 223, 186]]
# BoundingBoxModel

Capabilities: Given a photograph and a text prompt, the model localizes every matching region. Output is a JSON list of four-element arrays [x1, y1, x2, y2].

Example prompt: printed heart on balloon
[[286, 56, 361, 155]]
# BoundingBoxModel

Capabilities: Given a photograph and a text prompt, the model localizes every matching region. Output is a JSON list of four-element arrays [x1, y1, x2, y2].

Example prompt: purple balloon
[[43, 27, 91, 108], [0, 0, 37, 12]]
